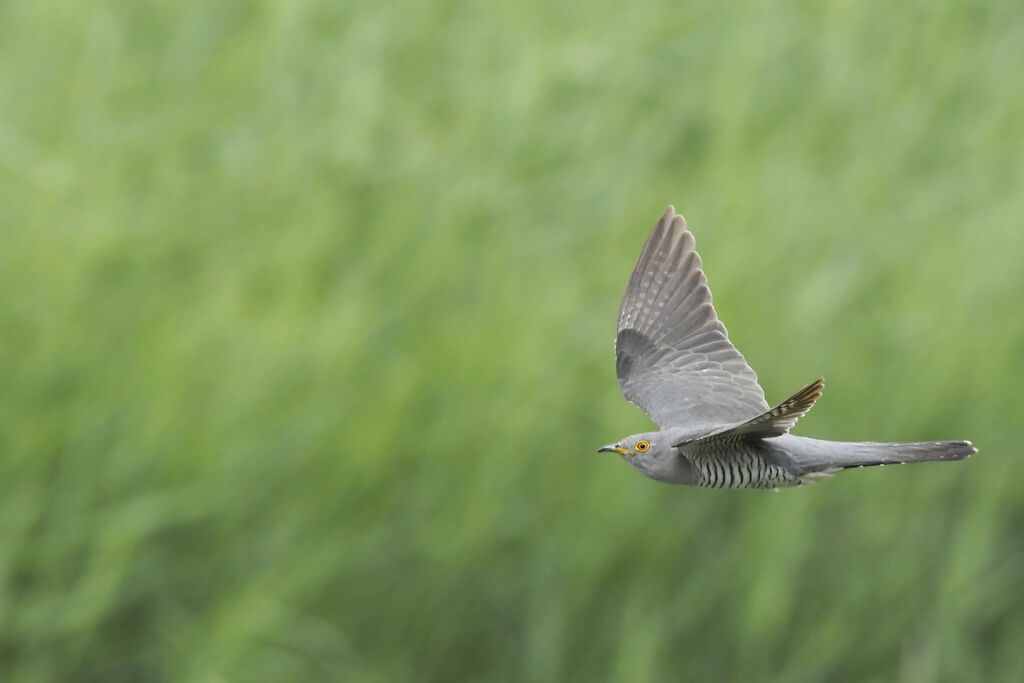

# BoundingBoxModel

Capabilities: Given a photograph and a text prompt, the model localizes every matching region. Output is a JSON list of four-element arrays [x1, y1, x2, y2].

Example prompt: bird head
[[597, 432, 683, 481]]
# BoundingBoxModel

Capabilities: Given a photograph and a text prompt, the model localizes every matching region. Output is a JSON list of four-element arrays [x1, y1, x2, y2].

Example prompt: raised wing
[[615, 206, 768, 431]]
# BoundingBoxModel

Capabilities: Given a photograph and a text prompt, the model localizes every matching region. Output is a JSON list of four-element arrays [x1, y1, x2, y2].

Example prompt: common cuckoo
[[598, 206, 976, 488]]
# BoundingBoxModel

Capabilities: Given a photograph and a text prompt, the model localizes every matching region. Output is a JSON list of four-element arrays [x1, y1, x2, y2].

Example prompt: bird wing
[[713, 377, 824, 438], [672, 377, 825, 448], [615, 206, 769, 432]]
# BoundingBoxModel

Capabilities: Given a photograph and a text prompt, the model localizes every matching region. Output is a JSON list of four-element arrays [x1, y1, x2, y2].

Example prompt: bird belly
[[684, 435, 799, 489]]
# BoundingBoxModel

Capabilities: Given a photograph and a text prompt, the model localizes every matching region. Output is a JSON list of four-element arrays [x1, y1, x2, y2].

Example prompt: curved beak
[[597, 443, 630, 455]]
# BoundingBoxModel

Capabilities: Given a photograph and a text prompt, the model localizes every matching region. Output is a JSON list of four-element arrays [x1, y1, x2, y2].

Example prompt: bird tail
[[773, 435, 977, 482]]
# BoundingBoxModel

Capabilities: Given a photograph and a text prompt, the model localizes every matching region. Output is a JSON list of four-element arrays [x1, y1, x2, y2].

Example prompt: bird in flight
[[599, 206, 976, 489]]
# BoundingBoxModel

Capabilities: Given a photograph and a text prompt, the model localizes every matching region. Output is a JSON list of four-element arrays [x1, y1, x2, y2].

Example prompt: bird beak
[[597, 443, 630, 455]]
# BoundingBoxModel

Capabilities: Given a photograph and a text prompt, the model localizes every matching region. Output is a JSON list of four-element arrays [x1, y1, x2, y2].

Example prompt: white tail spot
[[800, 468, 842, 485]]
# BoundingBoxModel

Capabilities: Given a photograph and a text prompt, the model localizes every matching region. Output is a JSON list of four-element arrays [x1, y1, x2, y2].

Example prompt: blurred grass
[[2, 0, 1024, 681]]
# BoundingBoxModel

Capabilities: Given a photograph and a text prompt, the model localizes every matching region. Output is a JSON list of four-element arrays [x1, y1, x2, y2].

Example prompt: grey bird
[[598, 206, 976, 489]]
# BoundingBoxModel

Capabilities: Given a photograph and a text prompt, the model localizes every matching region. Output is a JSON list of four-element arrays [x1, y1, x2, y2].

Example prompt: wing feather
[[615, 206, 768, 431]]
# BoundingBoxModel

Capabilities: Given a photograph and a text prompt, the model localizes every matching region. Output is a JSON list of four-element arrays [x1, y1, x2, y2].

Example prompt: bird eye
[[635, 440, 650, 452]]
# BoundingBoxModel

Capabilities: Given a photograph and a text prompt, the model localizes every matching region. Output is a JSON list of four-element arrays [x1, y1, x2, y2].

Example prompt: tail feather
[[773, 435, 977, 477]]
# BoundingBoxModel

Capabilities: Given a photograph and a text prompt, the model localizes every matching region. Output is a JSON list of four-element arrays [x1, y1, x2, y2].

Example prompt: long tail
[[772, 435, 977, 478]]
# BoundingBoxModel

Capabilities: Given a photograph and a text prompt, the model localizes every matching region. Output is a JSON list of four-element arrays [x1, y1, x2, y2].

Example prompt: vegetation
[[2, 1, 1022, 680]]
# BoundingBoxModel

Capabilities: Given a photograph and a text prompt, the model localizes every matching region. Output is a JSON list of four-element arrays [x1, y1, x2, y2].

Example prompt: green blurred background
[[2, 1, 1023, 681]]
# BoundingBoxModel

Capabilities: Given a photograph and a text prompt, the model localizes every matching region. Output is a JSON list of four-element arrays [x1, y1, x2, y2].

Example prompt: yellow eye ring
[[635, 440, 650, 453]]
